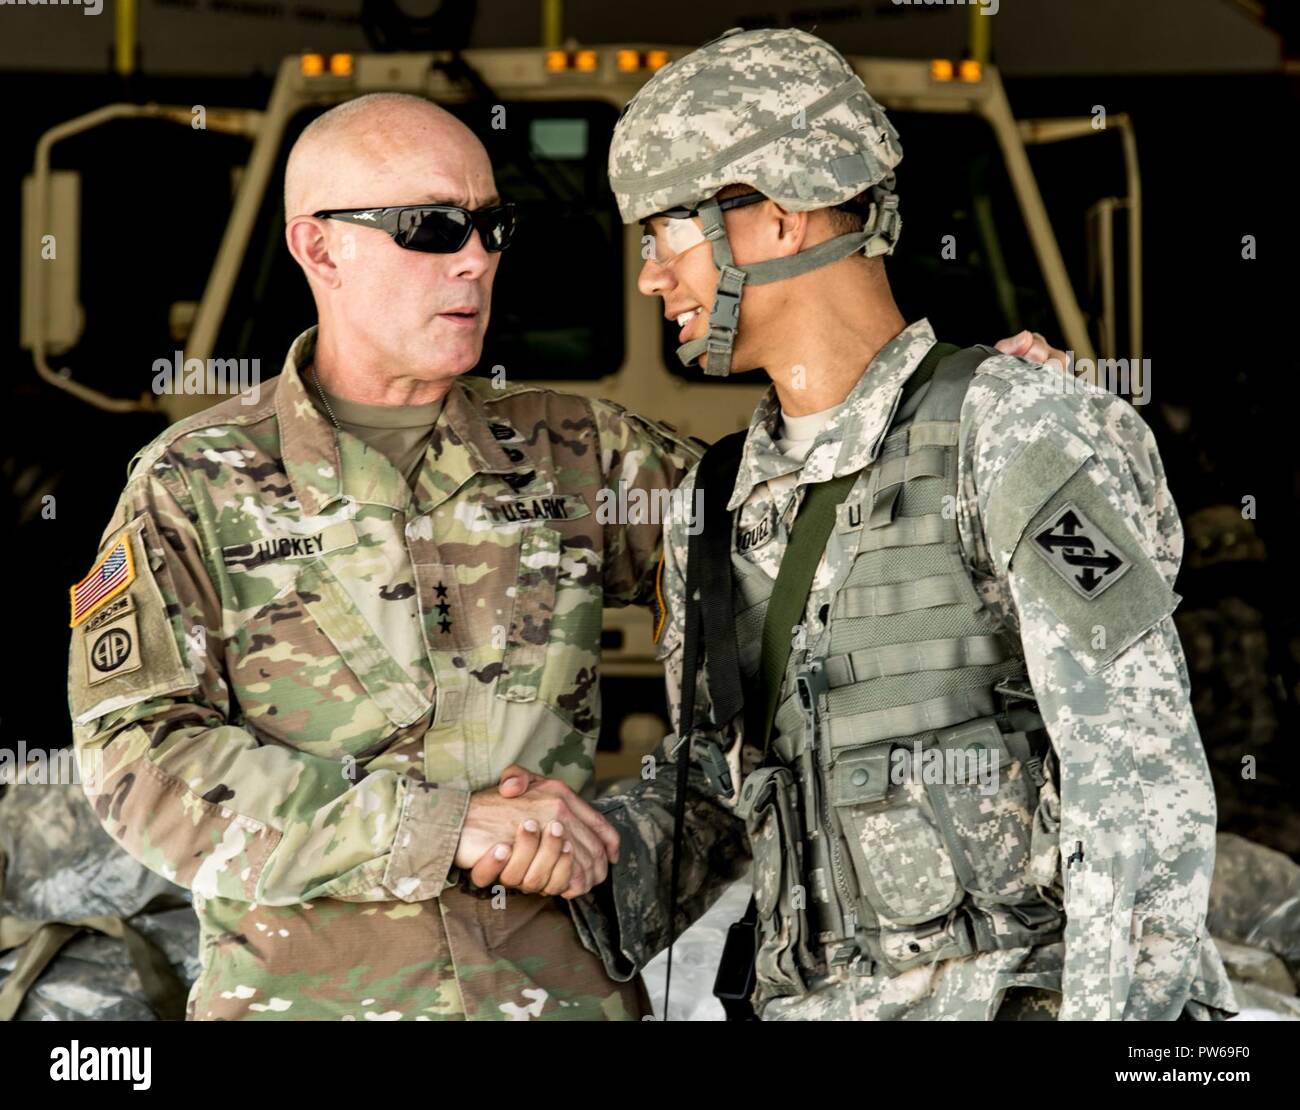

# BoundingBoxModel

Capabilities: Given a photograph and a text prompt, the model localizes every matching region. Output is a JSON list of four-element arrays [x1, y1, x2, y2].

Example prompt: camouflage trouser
[[187, 885, 650, 1021]]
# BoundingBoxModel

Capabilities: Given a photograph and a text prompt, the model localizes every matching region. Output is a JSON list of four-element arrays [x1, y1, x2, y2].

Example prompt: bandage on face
[[643, 214, 708, 267], [641, 190, 767, 267]]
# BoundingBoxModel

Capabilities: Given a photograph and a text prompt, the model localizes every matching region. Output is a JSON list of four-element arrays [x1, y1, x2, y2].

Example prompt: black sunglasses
[[312, 203, 517, 254]]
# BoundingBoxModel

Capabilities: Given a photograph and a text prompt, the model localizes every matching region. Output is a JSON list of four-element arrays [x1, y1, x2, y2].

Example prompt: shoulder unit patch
[[1031, 501, 1131, 599], [69, 534, 136, 627]]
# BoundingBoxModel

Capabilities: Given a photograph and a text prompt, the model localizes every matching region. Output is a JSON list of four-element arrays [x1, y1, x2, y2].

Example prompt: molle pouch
[[876, 919, 964, 972], [923, 718, 1039, 905], [1028, 748, 1063, 899], [735, 766, 809, 997], [831, 744, 963, 926]]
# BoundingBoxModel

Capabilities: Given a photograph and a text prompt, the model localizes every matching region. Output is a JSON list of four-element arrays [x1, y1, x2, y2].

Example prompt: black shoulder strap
[[693, 430, 749, 728], [664, 427, 745, 1020]]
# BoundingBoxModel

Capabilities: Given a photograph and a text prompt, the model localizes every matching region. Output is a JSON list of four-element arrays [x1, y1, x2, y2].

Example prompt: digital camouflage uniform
[[0, 779, 199, 1020], [572, 320, 1240, 1020], [67, 326, 697, 1020], [564, 24, 1238, 1021]]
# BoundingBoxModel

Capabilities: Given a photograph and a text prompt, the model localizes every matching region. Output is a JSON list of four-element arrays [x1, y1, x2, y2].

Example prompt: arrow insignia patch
[[1031, 501, 1131, 599]]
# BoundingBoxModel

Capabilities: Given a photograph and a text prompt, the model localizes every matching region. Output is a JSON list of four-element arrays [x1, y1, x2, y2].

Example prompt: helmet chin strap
[[676, 193, 902, 375]]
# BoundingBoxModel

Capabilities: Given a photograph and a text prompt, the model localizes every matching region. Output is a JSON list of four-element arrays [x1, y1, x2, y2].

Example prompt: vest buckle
[[795, 663, 829, 746], [827, 943, 874, 977], [1008, 901, 1060, 930], [1024, 755, 1046, 788], [693, 734, 734, 797]]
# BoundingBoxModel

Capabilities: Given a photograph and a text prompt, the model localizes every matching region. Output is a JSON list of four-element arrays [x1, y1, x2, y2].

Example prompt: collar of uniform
[[409, 378, 524, 513], [278, 328, 524, 515], [276, 326, 344, 518], [725, 318, 938, 512]]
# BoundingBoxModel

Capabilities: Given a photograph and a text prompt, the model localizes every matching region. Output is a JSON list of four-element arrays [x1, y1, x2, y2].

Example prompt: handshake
[[451, 764, 620, 900]]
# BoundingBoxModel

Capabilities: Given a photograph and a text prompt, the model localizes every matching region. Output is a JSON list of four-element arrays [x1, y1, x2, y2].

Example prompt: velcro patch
[[836, 498, 866, 534], [735, 509, 775, 554], [223, 533, 327, 570], [222, 521, 357, 571], [652, 551, 668, 644], [84, 592, 135, 632], [70, 534, 136, 627], [69, 515, 197, 726], [488, 421, 524, 443], [481, 494, 587, 525], [1030, 501, 1131, 599], [85, 607, 142, 685], [988, 429, 1176, 673]]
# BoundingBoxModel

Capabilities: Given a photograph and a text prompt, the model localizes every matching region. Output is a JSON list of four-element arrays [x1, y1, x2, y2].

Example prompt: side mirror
[[21, 169, 84, 357]]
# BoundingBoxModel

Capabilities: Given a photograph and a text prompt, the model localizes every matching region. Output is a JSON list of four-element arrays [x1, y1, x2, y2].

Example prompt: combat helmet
[[609, 27, 904, 375]]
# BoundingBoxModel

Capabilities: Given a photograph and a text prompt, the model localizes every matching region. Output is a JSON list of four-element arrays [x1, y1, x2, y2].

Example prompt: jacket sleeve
[[68, 451, 468, 907], [569, 466, 751, 980], [971, 371, 1226, 1020], [589, 398, 703, 608]]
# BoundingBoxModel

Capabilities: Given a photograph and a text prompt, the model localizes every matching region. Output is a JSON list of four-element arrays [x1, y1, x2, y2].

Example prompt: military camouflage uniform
[[67, 326, 696, 1020], [572, 320, 1240, 1020]]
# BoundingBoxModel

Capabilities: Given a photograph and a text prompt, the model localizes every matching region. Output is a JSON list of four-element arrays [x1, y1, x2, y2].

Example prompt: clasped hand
[[452, 764, 619, 899]]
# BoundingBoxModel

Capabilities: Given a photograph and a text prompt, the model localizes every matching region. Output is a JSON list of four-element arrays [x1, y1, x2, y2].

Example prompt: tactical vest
[[726, 348, 1065, 1004]]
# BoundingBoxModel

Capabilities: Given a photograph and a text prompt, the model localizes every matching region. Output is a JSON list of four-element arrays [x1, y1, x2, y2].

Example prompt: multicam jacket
[[571, 319, 1240, 1021], [67, 326, 697, 1021]]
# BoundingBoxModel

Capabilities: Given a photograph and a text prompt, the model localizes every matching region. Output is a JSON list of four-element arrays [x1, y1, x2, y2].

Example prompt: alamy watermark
[[152, 351, 261, 405], [596, 480, 705, 535], [2, 0, 102, 13], [892, 0, 999, 15], [1052, 351, 1151, 405], [50, 1042, 150, 1090], [889, 740, 1001, 795], [0, 742, 103, 790]]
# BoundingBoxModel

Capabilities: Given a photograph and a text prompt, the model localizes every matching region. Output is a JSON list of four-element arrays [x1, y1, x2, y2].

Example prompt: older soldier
[[504, 28, 1240, 1021], [65, 93, 691, 1020]]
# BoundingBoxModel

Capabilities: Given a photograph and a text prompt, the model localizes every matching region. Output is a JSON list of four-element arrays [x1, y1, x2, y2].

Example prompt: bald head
[[284, 93, 491, 220], [282, 91, 503, 399]]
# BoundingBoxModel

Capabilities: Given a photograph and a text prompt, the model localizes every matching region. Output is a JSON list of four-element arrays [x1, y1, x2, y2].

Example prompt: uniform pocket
[[832, 745, 963, 926], [499, 523, 604, 740], [736, 766, 809, 997], [924, 718, 1039, 904], [1028, 748, 1062, 896], [497, 525, 559, 703]]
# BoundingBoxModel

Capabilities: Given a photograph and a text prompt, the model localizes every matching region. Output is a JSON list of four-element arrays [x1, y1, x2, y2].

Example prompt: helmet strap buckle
[[697, 264, 746, 376]]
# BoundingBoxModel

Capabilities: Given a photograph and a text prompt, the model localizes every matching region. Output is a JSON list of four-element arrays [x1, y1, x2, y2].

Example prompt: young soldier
[[500, 28, 1237, 1021]]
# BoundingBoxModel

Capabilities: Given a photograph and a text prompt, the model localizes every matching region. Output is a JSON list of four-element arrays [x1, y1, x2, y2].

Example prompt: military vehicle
[[22, 42, 1141, 781]]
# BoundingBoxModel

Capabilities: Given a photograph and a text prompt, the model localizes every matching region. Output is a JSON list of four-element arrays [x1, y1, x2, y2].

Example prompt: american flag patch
[[70, 534, 136, 627]]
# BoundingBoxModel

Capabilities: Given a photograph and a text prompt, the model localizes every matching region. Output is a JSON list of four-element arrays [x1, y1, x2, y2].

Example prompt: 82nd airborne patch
[[82, 594, 143, 685], [1031, 501, 1131, 599]]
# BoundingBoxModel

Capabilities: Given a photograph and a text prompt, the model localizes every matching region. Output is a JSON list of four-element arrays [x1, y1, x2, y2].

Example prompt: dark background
[[3, 0, 1298, 855]]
